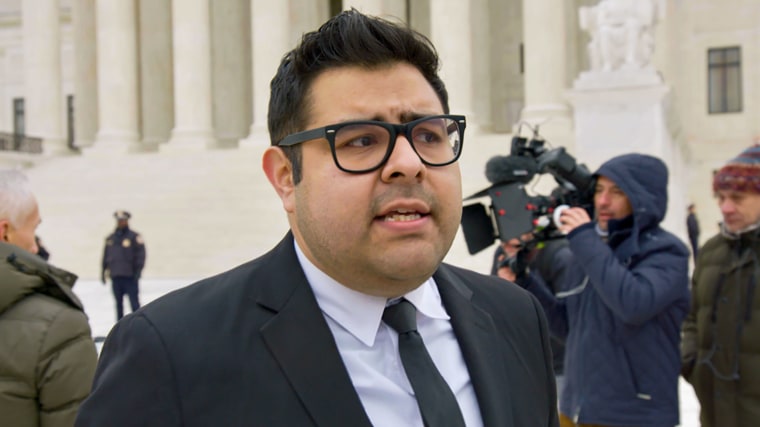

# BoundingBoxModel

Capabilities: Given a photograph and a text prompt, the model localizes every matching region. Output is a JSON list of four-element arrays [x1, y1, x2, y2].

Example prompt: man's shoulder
[[438, 263, 538, 308], [641, 227, 689, 256], [3, 291, 89, 331], [126, 229, 144, 242], [440, 262, 510, 286], [140, 235, 295, 316], [698, 233, 731, 256], [148, 260, 262, 307], [702, 232, 726, 247], [135, 255, 280, 328]]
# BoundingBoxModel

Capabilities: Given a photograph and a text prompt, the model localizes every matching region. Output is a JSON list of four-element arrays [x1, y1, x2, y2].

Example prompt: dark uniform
[[687, 208, 700, 261], [102, 211, 146, 320]]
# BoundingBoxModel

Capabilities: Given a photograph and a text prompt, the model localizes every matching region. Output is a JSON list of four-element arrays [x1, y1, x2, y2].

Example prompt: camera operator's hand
[[496, 254, 518, 282], [558, 206, 592, 235], [496, 233, 532, 282]]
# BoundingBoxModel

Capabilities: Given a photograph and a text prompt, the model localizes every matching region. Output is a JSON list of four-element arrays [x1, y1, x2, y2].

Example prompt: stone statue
[[580, 0, 664, 72]]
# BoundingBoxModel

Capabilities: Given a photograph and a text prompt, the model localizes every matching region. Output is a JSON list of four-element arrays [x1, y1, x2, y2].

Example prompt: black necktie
[[383, 299, 466, 427]]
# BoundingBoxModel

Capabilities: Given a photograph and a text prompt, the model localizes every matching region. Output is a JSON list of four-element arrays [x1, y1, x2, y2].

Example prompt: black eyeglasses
[[277, 114, 466, 174]]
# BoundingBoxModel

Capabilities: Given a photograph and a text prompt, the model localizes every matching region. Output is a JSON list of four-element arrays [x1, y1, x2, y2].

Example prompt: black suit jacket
[[76, 233, 558, 426]]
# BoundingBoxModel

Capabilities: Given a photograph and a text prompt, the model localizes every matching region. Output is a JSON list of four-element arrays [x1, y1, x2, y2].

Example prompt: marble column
[[488, 0, 523, 132], [72, 0, 98, 148], [211, 0, 251, 149], [22, 0, 69, 155], [519, 0, 573, 148], [342, 0, 407, 19], [94, 0, 141, 149], [241, 0, 289, 146], [408, 0, 431, 37], [167, 0, 216, 148], [430, 0, 474, 121], [138, 0, 173, 151]]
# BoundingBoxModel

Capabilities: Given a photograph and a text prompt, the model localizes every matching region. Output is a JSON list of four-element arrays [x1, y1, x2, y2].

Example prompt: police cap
[[114, 210, 131, 220]]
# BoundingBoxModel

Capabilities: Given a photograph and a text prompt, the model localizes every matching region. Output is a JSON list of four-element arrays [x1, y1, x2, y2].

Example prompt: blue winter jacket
[[523, 154, 690, 426]]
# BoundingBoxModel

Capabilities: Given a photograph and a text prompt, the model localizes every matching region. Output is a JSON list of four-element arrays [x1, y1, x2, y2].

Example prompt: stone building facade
[[0, 0, 757, 277]]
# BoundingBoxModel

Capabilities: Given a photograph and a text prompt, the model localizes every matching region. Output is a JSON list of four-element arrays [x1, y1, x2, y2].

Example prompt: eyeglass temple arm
[[279, 127, 331, 146]]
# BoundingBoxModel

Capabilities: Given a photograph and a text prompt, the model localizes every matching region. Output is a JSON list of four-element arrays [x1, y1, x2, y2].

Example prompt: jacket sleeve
[[567, 224, 690, 325], [521, 272, 569, 340], [37, 307, 98, 427], [75, 314, 182, 427], [518, 245, 576, 340]]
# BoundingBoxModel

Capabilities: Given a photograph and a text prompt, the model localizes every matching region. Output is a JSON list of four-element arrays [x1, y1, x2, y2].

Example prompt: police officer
[[102, 210, 146, 320]]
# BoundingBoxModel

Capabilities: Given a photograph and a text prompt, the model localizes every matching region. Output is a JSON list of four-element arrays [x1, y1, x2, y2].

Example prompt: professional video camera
[[460, 125, 595, 255]]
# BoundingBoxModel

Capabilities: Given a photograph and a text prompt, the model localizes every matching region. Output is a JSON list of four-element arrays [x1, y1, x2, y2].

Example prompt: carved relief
[[580, 0, 664, 72]]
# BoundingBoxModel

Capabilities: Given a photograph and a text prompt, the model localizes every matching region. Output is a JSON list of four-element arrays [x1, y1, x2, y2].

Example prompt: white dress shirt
[[295, 242, 484, 427]]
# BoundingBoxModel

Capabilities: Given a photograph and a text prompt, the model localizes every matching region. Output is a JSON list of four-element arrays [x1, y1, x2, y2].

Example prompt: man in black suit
[[76, 10, 558, 427]]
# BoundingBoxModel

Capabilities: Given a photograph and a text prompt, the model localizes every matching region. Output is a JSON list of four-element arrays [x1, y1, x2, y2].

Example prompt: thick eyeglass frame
[[277, 114, 466, 174]]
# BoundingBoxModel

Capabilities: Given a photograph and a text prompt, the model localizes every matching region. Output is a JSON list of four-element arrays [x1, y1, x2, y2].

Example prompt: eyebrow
[[366, 112, 437, 123]]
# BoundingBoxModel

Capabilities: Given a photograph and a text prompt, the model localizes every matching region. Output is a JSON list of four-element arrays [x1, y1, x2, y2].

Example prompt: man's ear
[[262, 146, 296, 213]]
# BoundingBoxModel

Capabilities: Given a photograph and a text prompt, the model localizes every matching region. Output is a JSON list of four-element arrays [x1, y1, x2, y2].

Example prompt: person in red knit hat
[[682, 144, 760, 427]]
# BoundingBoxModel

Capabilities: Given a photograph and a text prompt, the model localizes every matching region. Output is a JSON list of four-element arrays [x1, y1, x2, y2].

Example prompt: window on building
[[708, 46, 742, 114]]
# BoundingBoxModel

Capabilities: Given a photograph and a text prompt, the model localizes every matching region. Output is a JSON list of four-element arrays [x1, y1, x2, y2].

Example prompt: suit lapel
[[435, 266, 514, 426], [257, 235, 373, 427]]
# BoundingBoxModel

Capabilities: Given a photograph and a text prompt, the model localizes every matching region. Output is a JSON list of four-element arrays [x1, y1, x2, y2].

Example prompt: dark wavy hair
[[267, 9, 449, 183]]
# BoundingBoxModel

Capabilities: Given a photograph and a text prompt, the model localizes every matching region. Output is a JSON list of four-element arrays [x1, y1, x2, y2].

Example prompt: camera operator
[[502, 153, 690, 427], [492, 233, 571, 402]]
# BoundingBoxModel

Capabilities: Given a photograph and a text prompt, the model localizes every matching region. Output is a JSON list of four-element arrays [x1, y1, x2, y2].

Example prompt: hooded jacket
[[0, 242, 98, 427], [681, 225, 760, 427], [523, 154, 690, 426]]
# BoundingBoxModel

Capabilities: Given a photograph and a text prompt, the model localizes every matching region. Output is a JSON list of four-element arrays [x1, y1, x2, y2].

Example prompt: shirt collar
[[294, 240, 450, 347]]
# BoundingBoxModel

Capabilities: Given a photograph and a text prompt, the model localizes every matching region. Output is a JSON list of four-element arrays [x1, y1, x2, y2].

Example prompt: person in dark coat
[[686, 203, 700, 261], [76, 10, 558, 427], [682, 144, 760, 427], [504, 154, 690, 427], [101, 210, 146, 320]]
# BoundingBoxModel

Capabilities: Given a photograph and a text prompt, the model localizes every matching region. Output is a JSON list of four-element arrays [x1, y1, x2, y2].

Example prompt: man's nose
[[382, 135, 425, 179]]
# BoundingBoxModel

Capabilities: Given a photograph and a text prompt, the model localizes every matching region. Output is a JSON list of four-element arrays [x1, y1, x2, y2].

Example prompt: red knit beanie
[[713, 144, 760, 194]]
